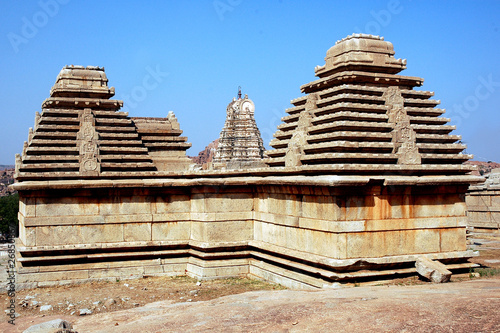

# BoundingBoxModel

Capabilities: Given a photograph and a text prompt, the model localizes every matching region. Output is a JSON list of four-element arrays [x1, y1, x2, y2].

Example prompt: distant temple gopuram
[[212, 88, 266, 169], [13, 34, 483, 289]]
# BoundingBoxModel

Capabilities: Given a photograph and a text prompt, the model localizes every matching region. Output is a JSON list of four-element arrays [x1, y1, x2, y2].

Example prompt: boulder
[[23, 319, 72, 333], [415, 256, 452, 283]]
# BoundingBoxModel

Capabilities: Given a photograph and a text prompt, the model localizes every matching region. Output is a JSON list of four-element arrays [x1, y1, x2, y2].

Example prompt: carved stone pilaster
[[28, 128, 33, 145], [34, 112, 40, 131], [22, 141, 28, 157], [77, 108, 100, 176], [383, 86, 421, 165], [167, 111, 180, 130], [15, 154, 21, 179], [285, 93, 318, 167]]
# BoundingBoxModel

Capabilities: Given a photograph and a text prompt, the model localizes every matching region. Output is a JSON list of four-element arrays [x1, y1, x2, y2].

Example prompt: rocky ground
[[0, 232, 499, 332], [0, 168, 15, 197]]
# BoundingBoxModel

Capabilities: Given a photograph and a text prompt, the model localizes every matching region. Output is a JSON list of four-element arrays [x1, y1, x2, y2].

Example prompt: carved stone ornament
[[77, 108, 100, 176], [383, 87, 421, 165], [284, 93, 317, 167]]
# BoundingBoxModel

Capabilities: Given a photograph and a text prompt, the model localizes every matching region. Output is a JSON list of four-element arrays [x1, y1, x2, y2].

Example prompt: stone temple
[[13, 34, 483, 289], [212, 89, 266, 169]]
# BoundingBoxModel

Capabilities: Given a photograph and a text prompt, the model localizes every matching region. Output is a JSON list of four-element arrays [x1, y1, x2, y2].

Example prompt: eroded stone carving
[[383, 86, 421, 165], [77, 108, 100, 176], [285, 93, 318, 167]]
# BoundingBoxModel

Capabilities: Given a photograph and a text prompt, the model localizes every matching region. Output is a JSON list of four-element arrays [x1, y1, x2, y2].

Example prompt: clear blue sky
[[1, 0, 499, 165]]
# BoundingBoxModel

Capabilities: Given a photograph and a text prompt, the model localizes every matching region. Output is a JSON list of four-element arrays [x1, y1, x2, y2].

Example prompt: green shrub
[[0, 193, 19, 237]]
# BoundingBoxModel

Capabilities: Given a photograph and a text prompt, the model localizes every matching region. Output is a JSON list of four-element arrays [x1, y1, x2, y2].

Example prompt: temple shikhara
[[212, 88, 266, 169], [13, 34, 483, 289]]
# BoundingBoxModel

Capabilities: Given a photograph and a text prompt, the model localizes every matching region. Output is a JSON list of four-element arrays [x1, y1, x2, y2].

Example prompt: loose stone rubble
[[467, 168, 500, 231], [12, 34, 483, 289], [415, 256, 452, 283]]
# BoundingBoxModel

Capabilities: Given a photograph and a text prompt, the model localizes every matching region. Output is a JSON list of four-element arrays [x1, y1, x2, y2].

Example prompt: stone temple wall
[[16, 179, 470, 289], [13, 34, 483, 289], [467, 169, 500, 231]]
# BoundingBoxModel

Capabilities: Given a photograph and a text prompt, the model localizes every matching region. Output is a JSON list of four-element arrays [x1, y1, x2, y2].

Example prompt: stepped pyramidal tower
[[15, 65, 192, 180], [212, 88, 266, 169], [266, 34, 472, 175]]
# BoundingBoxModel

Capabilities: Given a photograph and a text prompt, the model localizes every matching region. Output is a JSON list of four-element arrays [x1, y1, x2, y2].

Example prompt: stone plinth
[[14, 175, 476, 289]]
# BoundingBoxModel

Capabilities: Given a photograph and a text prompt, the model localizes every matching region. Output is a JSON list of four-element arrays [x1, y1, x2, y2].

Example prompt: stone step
[[101, 162, 156, 169], [301, 152, 398, 164], [100, 154, 152, 161], [19, 163, 79, 170], [308, 121, 393, 135], [143, 142, 192, 149], [96, 118, 132, 125], [30, 139, 77, 146], [95, 125, 137, 132], [98, 139, 144, 146], [408, 115, 449, 125], [37, 124, 80, 132], [99, 132, 139, 139], [412, 124, 455, 134], [100, 146, 149, 153], [32, 132, 78, 139], [26, 146, 78, 154]]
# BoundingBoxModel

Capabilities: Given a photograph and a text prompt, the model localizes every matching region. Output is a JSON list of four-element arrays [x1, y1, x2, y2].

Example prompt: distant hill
[[0, 165, 14, 171], [189, 139, 218, 165], [0, 168, 15, 197], [465, 161, 500, 176]]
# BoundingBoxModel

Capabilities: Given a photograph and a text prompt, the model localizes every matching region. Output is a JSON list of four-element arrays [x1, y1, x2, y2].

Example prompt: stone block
[[36, 196, 99, 217], [124, 223, 152, 242], [301, 195, 339, 220], [88, 267, 144, 279], [205, 220, 253, 242], [204, 193, 253, 213], [345, 196, 365, 221], [415, 256, 451, 283], [99, 196, 152, 216], [35, 224, 123, 246], [154, 194, 191, 213], [268, 194, 300, 216], [190, 194, 205, 213], [440, 228, 466, 252], [19, 197, 38, 217], [152, 221, 191, 241], [190, 221, 206, 241], [17, 270, 89, 283], [23, 319, 72, 333]]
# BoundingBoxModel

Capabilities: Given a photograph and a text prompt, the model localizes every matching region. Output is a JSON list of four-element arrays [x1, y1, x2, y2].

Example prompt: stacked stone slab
[[132, 112, 193, 171], [266, 34, 473, 176], [467, 168, 500, 231], [212, 91, 266, 169], [15, 65, 192, 181]]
